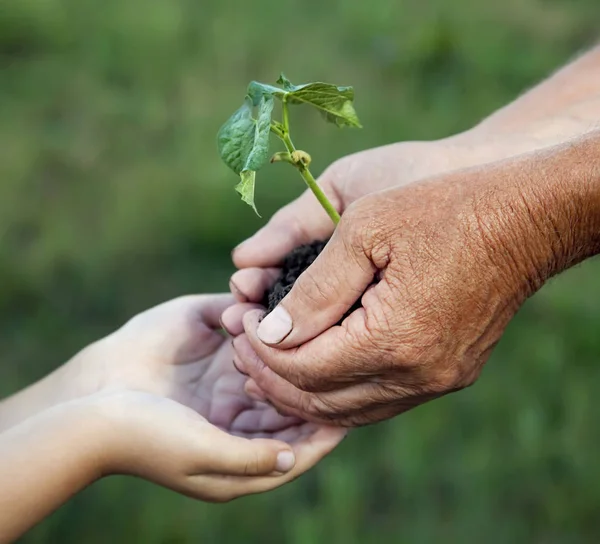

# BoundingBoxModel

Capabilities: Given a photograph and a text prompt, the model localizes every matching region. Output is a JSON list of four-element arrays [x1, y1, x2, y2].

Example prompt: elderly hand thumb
[[257, 306, 293, 345]]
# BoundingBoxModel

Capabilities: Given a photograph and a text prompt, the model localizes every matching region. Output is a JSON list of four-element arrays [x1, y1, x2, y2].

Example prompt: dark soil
[[262, 239, 365, 319]]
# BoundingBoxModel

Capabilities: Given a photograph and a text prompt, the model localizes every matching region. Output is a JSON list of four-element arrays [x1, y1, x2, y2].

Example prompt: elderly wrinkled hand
[[227, 133, 600, 426]]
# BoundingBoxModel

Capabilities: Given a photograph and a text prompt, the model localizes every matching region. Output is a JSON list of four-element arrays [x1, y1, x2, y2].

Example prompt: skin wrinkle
[[515, 163, 568, 278], [232, 130, 600, 428], [348, 199, 393, 269], [294, 270, 340, 311], [470, 183, 534, 304], [317, 381, 412, 425], [502, 198, 545, 295], [342, 230, 378, 280]]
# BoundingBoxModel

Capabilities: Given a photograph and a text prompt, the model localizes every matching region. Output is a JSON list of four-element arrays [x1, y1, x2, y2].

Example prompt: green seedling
[[217, 74, 361, 224]]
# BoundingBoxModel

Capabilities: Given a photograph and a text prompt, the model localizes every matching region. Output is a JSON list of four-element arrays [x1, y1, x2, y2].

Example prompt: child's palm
[[94, 295, 304, 438]]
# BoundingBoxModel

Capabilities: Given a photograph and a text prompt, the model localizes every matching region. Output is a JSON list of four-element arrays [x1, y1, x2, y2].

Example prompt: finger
[[237, 327, 411, 425], [244, 376, 315, 422], [265, 422, 322, 444], [220, 302, 264, 336], [229, 268, 281, 304], [181, 294, 237, 361], [239, 310, 372, 392], [253, 220, 376, 348], [246, 374, 407, 427], [232, 179, 341, 269], [234, 337, 370, 423], [200, 426, 296, 476], [235, 329, 405, 424], [118, 294, 235, 364], [195, 425, 346, 501], [125, 294, 235, 331], [230, 422, 312, 441], [194, 294, 237, 330], [230, 407, 302, 433]]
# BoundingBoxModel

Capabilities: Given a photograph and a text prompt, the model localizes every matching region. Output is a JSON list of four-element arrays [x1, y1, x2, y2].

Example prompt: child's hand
[[0, 294, 346, 499], [80, 294, 303, 434], [0, 389, 343, 543], [2, 295, 291, 433], [84, 389, 343, 501]]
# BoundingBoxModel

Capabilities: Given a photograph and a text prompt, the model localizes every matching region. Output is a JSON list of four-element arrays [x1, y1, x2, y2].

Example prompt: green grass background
[[1, 0, 600, 542]]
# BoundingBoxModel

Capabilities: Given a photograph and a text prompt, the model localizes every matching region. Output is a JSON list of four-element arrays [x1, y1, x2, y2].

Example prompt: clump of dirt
[[263, 240, 329, 311], [262, 239, 365, 319]]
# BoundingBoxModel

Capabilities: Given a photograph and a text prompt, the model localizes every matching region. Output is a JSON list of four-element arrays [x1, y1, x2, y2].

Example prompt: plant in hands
[[220, 47, 600, 428], [229, 133, 600, 426], [226, 48, 600, 309], [217, 74, 361, 309]]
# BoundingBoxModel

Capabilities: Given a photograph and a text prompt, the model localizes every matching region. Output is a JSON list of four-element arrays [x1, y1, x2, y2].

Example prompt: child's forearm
[[0, 402, 103, 543], [0, 346, 101, 432]]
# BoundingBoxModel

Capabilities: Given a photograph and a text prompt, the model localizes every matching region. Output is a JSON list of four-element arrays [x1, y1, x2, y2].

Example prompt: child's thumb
[[203, 429, 296, 476]]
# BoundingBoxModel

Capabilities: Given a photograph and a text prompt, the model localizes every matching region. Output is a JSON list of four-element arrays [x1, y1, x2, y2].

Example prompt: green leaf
[[242, 94, 274, 172], [235, 170, 260, 216], [216, 94, 274, 215], [247, 81, 283, 105], [285, 81, 362, 128], [276, 73, 294, 91], [217, 98, 255, 174], [249, 76, 361, 128]]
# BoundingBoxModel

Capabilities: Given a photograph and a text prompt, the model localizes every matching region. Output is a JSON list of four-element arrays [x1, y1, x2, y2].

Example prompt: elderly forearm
[[0, 404, 102, 543], [471, 129, 600, 306]]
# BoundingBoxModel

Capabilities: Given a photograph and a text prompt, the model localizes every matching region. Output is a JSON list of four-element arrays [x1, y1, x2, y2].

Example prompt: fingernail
[[229, 280, 247, 302], [257, 306, 292, 344], [220, 316, 233, 336], [276, 450, 295, 472], [232, 358, 248, 377]]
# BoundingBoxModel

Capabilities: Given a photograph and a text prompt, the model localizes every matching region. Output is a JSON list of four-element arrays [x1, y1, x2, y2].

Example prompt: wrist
[[474, 130, 600, 304], [547, 131, 600, 266], [0, 341, 107, 432], [6, 399, 108, 485], [53, 394, 121, 479]]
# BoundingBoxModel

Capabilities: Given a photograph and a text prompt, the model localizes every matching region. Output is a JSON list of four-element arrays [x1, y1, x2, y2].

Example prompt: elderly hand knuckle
[[254, 361, 274, 385], [295, 269, 332, 306], [295, 373, 319, 392], [301, 394, 330, 419], [344, 200, 394, 264]]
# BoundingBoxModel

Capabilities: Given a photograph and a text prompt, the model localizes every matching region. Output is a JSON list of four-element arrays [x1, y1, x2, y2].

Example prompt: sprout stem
[[270, 121, 340, 225]]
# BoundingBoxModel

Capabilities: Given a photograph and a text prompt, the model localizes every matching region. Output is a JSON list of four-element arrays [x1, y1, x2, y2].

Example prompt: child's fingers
[[194, 294, 237, 330], [229, 268, 281, 303], [116, 294, 235, 364], [199, 426, 296, 476], [195, 425, 347, 501], [221, 302, 265, 336], [230, 406, 302, 433]]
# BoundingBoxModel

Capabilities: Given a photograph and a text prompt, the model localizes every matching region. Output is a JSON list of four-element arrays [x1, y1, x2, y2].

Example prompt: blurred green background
[[1, 0, 600, 542]]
